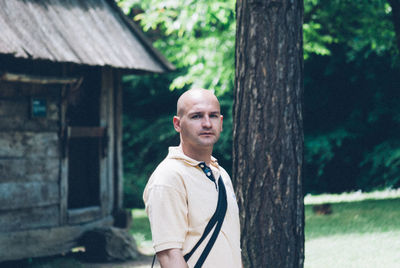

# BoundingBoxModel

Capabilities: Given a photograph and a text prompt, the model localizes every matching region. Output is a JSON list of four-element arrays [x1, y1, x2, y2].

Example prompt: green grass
[[131, 190, 400, 267], [305, 198, 400, 239], [130, 209, 153, 255], [305, 198, 400, 268]]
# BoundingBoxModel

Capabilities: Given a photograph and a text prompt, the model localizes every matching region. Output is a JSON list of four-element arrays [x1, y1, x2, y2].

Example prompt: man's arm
[[156, 248, 188, 268]]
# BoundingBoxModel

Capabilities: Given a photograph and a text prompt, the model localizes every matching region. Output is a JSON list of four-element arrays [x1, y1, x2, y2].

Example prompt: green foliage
[[121, 74, 180, 208], [303, 0, 400, 192], [360, 140, 400, 189], [305, 128, 354, 177], [117, 0, 400, 206], [304, 0, 397, 61], [304, 45, 400, 193], [117, 0, 235, 95]]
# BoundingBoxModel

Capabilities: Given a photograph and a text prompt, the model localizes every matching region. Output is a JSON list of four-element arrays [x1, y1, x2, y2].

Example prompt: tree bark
[[388, 0, 400, 52], [233, 0, 304, 267]]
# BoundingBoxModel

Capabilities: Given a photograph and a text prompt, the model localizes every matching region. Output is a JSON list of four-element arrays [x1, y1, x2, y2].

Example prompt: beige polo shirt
[[143, 146, 242, 268]]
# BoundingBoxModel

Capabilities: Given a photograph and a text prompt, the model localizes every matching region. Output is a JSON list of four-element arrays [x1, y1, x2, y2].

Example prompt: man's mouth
[[200, 132, 214, 136]]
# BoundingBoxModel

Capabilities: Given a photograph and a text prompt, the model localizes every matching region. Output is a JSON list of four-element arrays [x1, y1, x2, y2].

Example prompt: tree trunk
[[233, 0, 304, 267], [388, 0, 400, 52]]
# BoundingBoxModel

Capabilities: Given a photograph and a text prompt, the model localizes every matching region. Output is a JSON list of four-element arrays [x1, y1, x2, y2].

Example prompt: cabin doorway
[[66, 70, 103, 209]]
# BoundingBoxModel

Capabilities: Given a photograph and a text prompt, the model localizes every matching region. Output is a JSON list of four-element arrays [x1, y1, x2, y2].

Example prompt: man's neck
[[180, 143, 213, 166]]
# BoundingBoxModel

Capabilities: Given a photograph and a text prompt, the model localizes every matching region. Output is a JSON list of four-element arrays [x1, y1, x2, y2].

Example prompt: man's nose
[[202, 116, 212, 128]]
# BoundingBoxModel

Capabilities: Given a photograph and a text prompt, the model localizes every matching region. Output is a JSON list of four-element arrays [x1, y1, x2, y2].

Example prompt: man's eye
[[192, 115, 200, 119]]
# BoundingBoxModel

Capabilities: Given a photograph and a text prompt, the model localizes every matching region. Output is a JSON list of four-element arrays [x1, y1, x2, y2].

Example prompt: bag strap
[[185, 177, 227, 268], [152, 164, 228, 268], [184, 162, 228, 267]]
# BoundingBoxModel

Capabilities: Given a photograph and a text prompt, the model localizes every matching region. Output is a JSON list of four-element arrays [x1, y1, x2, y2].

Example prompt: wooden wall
[[0, 82, 61, 232], [0, 65, 123, 262]]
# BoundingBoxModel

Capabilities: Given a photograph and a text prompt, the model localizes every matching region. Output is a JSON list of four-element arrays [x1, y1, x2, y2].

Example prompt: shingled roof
[[0, 0, 174, 73]]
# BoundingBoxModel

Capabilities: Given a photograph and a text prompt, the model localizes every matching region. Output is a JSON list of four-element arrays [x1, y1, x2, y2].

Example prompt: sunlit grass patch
[[305, 190, 400, 267], [304, 188, 400, 205], [305, 198, 400, 239], [305, 231, 400, 268], [130, 209, 154, 255]]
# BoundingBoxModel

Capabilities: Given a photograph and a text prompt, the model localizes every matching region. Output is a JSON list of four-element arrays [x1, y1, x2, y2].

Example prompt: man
[[143, 89, 242, 268]]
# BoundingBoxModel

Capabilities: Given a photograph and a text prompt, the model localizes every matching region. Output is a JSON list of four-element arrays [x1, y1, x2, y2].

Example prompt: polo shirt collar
[[167, 146, 219, 168]]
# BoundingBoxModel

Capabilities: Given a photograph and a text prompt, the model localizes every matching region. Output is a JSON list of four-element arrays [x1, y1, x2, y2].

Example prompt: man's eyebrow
[[188, 111, 203, 115], [188, 111, 220, 115]]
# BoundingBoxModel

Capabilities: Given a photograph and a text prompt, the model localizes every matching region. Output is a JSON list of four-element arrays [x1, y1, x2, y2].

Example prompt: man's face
[[174, 91, 223, 150]]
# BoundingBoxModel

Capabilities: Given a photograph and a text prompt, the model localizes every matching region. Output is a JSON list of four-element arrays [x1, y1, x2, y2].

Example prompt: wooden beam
[[68, 206, 102, 225], [68, 126, 106, 138], [0, 205, 59, 233], [0, 216, 113, 262], [0, 182, 59, 210], [60, 84, 68, 225], [114, 71, 124, 211], [0, 72, 81, 85]]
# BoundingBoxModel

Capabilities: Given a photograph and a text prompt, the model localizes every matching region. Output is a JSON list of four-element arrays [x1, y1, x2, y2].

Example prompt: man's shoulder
[[147, 157, 191, 188], [152, 156, 187, 175]]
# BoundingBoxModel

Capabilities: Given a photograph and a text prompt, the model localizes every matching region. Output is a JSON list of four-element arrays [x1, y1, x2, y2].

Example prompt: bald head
[[173, 88, 223, 161], [177, 88, 220, 117]]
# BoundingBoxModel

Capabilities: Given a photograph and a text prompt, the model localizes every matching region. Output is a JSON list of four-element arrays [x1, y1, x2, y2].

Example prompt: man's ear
[[220, 115, 223, 131], [173, 116, 181, 132]]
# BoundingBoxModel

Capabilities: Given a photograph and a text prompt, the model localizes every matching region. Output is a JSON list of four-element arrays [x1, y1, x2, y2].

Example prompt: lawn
[[131, 189, 400, 267]]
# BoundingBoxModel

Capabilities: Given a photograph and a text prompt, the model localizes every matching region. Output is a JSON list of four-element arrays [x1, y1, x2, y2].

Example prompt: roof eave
[[106, 0, 175, 73]]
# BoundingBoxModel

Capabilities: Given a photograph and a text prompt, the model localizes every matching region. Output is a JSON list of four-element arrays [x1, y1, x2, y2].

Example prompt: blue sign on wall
[[31, 98, 47, 118]]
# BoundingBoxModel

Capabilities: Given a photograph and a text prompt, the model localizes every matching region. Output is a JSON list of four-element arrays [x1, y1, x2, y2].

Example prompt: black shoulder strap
[[151, 169, 228, 268], [184, 176, 228, 268]]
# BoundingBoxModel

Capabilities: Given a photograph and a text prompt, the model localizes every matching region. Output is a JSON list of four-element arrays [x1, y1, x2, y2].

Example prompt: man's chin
[[197, 137, 219, 146]]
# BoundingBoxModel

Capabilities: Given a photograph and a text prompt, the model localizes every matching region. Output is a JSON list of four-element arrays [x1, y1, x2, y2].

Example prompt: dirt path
[[82, 254, 158, 268]]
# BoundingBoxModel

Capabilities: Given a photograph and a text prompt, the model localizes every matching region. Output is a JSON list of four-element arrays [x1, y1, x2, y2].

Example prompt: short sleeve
[[145, 184, 188, 252]]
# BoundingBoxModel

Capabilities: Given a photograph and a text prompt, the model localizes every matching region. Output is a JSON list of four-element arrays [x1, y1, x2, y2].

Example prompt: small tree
[[233, 0, 304, 267]]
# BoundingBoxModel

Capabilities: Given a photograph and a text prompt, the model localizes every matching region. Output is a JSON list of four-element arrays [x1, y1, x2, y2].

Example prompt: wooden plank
[[0, 82, 20, 97], [0, 158, 59, 183], [106, 68, 115, 215], [0, 97, 59, 132], [99, 68, 110, 217], [0, 82, 62, 98], [114, 71, 123, 211], [59, 84, 68, 225], [68, 126, 106, 138], [60, 157, 68, 225], [0, 72, 80, 85], [0, 117, 59, 132], [0, 216, 113, 262], [0, 131, 59, 158], [0, 99, 28, 117], [0, 97, 59, 131], [0, 205, 59, 232], [0, 181, 59, 210], [67, 206, 101, 225]]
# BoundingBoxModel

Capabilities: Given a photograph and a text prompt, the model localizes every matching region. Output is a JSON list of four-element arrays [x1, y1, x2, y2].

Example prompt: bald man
[[143, 89, 242, 268]]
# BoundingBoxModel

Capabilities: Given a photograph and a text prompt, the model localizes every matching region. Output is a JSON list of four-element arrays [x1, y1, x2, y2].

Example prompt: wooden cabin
[[0, 0, 173, 262]]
